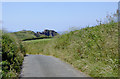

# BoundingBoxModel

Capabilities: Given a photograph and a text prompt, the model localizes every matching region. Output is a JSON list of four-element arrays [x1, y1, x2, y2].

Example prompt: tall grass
[[42, 22, 118, 77], [23, 39, 51, 54], [23, 12, 118, 77], [25, 22, 118, 77]]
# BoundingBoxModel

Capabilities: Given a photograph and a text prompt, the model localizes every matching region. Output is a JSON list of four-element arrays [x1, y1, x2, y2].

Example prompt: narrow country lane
[[20, 55, 89, 77]]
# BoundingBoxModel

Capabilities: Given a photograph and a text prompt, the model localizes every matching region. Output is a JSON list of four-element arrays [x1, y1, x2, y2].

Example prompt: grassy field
[[23, 39, 52, 54], [23, 22, 118, 77]]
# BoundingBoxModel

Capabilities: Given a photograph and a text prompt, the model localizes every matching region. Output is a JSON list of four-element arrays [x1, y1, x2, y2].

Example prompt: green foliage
[[42, 22, 118, 77], [0, 30, 2, 79], [24, 23, 118, 77], [2, 33, 26, 78], [22, 12, 118, 77]]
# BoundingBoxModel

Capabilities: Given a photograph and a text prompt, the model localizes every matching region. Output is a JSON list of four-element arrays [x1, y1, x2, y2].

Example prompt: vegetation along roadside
[[24, 14, 118, 77], [1, 33, 26, 78], [2, 12, 119, 77]]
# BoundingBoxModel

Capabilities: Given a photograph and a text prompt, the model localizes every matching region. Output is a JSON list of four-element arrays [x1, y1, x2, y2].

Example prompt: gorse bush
[[2, 33, 26, 78]]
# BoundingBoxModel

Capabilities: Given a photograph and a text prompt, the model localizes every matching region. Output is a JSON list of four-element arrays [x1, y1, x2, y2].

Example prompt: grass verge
[[23, 39, 52, 54]]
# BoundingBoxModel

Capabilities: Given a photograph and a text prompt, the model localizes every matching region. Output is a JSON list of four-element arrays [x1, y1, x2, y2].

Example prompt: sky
[[2, 2, 118, 32]]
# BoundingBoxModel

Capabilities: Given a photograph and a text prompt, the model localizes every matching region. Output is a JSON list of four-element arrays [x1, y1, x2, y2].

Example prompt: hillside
[[23, 22, 118, 77], [42, 22, 118, 77], [12, 30, 36, 40], [12, 30, 58, 40]]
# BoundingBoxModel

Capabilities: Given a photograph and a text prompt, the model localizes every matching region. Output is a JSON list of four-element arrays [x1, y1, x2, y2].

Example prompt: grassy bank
[[24, 22, 118, 77], [23, 39, 51, 54], [42, 22, 118, 77]]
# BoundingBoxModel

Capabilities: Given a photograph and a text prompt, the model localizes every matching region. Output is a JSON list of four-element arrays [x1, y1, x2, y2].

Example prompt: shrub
[[2, 33, 26, 78]]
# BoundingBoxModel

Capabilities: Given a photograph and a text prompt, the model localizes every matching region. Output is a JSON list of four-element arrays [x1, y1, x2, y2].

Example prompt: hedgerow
[[2, 33, 26, 78]]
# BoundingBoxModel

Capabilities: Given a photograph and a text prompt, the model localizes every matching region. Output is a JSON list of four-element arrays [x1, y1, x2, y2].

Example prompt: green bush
[[2, 33, 26, 78]]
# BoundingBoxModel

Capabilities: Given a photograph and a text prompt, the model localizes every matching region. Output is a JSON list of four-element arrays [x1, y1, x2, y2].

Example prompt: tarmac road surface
[[20, 55, 89, 77]]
